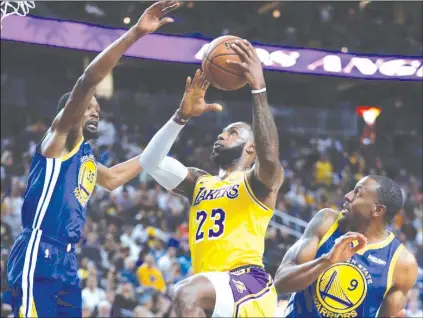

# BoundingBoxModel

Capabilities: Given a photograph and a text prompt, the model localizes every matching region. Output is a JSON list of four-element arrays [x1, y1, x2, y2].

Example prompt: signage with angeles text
[[2, 15, 422, 81]]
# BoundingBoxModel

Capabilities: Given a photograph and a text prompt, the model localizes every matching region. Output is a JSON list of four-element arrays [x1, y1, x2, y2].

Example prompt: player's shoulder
[[186, 167, 211, 187], [393, 244, 419, 290], [396, 245, 418, 272], [307, 208, 340, 238]]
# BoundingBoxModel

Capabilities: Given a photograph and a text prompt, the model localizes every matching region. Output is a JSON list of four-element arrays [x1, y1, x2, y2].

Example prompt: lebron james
[[139, 39, 283, 317]]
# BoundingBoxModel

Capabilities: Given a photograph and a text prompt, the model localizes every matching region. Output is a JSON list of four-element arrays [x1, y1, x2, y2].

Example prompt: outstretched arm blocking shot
[[139, 69, 222, 199], [41, 1, 179, 191]]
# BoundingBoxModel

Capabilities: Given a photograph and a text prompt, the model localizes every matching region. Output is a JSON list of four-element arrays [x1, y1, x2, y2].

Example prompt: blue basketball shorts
[[6, 229, 81, 318]]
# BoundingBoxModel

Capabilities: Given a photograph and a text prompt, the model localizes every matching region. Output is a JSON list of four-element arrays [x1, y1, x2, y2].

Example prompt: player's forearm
[[82, 26, 145, 87], [275, 256, 332, 294], [251, 91, 281, 183], [138, 112, 189, 191], [107, 155, 143, 190], [139, 112, 186, 172]]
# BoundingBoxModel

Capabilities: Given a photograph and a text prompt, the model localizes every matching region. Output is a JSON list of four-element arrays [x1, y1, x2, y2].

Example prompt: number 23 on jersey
[[195, 208, 226, 242]]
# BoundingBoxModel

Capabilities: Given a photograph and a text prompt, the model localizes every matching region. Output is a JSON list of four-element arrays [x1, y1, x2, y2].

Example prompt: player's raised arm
[[42, 1, 180, 158], [139, 69, 222, 200], [274, 209, 367, 294], [377, 249, 418, 318], [228, 40, 283, 200]]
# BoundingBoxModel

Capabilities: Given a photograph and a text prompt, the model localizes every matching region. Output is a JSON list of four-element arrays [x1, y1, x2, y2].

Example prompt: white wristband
[[251, 87, 266, 94]]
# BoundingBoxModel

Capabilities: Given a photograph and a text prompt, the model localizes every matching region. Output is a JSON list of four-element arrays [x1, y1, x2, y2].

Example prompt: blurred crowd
[[1, 99, 422, 316], [1, 2, 422, 313], [31, 2, 423, 55]]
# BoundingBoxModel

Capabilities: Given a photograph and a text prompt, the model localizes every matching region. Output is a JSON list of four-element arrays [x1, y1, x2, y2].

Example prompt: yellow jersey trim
[[243, 173, 271, 211], [383, 244, 404, 297], [356, 232, 395, 255], [60, 137, 84, 161], [317, 213, 341, 248]]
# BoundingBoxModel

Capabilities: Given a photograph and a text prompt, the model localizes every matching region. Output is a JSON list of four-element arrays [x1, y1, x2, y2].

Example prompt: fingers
[[206, 103, 223, 113], [230, 42, 250, 62], [335, 232, 367, 246], [192, 69, 208, 89], [202, 79, 210, 91], [185, 76, 192, 91], [192, 69, 202, 87], [237, 40, 255, 59], [351, 239, 367, 254], [159, 17, 174, 26], [395, 309, 406, 318], [159, 0, 179, 9], [161, 1, 180, 14], [226, 60, 242, 66], [231, 39, 255, 60]]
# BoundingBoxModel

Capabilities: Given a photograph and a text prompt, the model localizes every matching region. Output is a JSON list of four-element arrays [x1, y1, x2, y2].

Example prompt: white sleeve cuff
[[149, 156, 188, 191]]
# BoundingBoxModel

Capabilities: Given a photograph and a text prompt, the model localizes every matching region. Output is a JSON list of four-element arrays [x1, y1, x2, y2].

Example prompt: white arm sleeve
[[139, 117, 188, 190], [150, 156, 188, 191]]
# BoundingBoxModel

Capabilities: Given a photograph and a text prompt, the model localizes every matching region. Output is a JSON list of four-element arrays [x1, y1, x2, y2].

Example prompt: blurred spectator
[[82, 275, 106, 313], [111, 279, 138, 318], [136, 254, 166, 293], [96, 116, 116, 149], [314, 153, 334, 186], [97, 300, 112, 318], [158, 247, 177, 280], [119, 257, 138, 287]]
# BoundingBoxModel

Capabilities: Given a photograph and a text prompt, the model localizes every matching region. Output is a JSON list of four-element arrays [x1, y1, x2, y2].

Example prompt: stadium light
[[273, 9, 281, 18], [357, 106, 381, 145], [123, 17, 131, 24]]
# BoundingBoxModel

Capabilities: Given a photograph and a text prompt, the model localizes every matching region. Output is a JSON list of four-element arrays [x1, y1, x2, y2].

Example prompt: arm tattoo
[[251, 92, 281, 186]]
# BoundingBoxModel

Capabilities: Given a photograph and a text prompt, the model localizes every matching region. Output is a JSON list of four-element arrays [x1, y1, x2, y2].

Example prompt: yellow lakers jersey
[[189, 171, 273, 274]]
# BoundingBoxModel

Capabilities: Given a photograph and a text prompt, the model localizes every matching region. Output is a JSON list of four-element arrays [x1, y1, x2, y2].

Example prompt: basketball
[[201, 35, 248, 91]]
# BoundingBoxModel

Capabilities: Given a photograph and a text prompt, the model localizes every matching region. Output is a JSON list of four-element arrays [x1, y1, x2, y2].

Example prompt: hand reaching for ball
[[176, 69, 223, 120], [227, 40, 266, 90]]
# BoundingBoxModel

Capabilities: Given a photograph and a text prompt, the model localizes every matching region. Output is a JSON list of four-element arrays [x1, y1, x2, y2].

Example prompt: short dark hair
[[369, 175, 404, 222], [57, 92, 72, 114]]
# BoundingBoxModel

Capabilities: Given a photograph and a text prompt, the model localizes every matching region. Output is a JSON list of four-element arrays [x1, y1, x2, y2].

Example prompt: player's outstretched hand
[[227, 39, 265, 90], [177, 69, 223, 120], [324, 232, 367, 265], [135, 0, 180, 34]]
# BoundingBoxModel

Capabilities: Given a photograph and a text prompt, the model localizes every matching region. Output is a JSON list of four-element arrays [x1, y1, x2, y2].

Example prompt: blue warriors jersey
[[21, 138, 97, 243], [285, 213, 404, 318]]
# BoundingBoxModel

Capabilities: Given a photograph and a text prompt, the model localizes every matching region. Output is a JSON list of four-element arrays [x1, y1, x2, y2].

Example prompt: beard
[[83, 126, 99, 141], [211, 143, 245, 167], [338, 212, 362, 233]]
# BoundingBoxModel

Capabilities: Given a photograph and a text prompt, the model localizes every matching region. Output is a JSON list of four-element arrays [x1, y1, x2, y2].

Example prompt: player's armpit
[[377, 248, 418, 318], [377, 289, 408, 318], [274, 209, 338, 294], [173, 168, 209, 202], [245, 167, 283, 208]]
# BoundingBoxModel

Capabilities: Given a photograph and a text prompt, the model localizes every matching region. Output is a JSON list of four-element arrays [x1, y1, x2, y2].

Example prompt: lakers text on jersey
[[189, 171, 273, 274], [285, 214, 404, 318]]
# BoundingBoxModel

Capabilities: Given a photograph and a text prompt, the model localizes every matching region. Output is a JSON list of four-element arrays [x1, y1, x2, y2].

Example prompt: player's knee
[[173, 281, 197, 308], [173, 276, 215, 312]]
